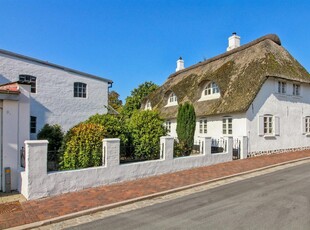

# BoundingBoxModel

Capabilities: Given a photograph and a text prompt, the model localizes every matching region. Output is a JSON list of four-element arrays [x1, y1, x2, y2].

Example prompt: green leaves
[[60, 123, 106, 170], [128, 110, 167, 159]]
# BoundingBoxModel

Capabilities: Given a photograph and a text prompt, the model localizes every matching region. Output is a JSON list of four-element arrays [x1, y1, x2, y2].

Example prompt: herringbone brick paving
[[1, 150, 310, 229]]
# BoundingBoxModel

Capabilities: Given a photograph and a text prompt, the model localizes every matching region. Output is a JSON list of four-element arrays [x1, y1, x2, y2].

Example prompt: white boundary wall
[[19, 136, 234, 200]]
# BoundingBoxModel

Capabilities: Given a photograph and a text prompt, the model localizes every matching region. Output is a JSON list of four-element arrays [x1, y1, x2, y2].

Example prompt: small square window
[[74, 82, 87, 98]]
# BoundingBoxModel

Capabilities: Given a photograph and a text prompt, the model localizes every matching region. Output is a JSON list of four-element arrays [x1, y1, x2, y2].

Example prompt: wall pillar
[[160, 136, 174, 160], [240, 136, 248, 159], [199, 137, 211, 155], [102, 138, 120, 167], [226, 137, 233, 157], [24, 140, 48, 200]]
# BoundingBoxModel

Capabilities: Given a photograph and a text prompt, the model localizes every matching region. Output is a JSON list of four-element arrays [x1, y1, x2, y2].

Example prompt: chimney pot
[[227, 32, 241, 51], [176, 57, 185, 72]]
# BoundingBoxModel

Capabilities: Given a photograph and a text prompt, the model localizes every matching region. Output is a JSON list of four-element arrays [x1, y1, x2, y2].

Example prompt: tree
[[176, 102, 196, 155], [128, 110, 166, 159], [122, 81, 158, 117], [108, 90, 122, 111], [60, 123, 107, 170], [84, 113, 129, 145], [37, 124, 64, 151]]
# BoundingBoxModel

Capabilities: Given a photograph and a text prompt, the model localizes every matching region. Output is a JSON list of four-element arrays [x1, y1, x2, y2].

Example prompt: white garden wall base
[[19, 137, 234, 200]]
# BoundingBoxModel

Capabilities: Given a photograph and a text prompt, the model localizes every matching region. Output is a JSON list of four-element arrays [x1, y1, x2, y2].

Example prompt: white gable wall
[[0, 53, 108, 138], [246, 77, 310, 154]]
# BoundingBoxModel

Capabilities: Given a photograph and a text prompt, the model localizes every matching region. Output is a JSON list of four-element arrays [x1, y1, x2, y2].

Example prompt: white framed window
[[166, 92, 178, 106], [199, 119, 207, 134], [302, 116, 310, 134], [277, 81, 286, 94], [30, 116, 37, 133], [165, 121, 171, 132], [74, 82, 87, 98], [222, 117, 232, 135], [19, 75, 36, 93], [204, 82, 220, 96], [293, 84, 300, 96], [145, 100, 152, 110], [263, 115, 273, 135], [258, 115, 280, 136]]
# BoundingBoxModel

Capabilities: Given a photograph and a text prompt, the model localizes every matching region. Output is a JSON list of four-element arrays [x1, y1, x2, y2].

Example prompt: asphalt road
[[67, 162, 310, 230]]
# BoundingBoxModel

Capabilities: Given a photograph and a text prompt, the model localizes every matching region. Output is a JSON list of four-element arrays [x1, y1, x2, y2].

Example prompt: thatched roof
[[143, 34, 310, 119]]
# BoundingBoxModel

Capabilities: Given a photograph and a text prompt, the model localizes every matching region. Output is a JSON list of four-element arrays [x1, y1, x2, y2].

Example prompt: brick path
[[1, 150, 310, 229]]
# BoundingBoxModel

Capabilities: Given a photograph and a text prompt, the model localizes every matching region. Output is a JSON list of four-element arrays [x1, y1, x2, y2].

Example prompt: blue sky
[[0, 0, 309, 101]]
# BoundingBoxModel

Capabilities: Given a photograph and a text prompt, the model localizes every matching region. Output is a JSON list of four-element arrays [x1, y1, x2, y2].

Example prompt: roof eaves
[[0, 49, 113, 84]]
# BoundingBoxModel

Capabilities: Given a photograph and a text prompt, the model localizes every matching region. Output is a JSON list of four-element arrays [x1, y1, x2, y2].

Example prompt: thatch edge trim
[[169, 34, 281, 79]]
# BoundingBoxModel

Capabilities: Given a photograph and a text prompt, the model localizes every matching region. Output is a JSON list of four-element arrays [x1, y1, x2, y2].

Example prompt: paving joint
[[7, 156, 310, 230]]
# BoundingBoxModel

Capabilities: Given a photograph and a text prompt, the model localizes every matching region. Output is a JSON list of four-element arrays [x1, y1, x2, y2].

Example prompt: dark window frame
[[19, 75, 37, 93], [30, 116, 36, 133], [74, 82, 87, 98]]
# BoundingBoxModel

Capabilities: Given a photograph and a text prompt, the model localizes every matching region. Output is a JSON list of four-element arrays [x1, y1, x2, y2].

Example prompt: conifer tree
[[176, 102, 196, 155]]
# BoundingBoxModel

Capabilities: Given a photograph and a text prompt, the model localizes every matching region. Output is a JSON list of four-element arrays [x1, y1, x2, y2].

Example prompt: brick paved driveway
[[1, 150, 310, 229]]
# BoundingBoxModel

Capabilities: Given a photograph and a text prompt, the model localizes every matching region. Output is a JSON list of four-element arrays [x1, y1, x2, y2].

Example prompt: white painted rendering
[[1, 84, 30, 191], [246, 77, 310, 154], [227, 33, 241, 51], [176, 57, 185, 72], [20, 137, 233, 200], [0, 52, 110, 138]]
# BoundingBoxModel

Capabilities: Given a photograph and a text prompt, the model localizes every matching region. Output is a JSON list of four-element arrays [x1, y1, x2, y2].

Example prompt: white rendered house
[[0, 49, 113, 139], [143, 34, 310, 157]]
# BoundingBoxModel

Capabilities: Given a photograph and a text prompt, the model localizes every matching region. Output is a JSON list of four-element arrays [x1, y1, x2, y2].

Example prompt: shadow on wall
[[0, 75, 12, 84], [30, 98, 52, 139]]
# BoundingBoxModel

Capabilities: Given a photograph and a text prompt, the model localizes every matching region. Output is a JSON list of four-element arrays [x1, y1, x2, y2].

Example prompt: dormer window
[[166, 92, 178, 106], [204, 82, 219, 95], [145, 100, 152, 110], [199, 81, 220, 101]]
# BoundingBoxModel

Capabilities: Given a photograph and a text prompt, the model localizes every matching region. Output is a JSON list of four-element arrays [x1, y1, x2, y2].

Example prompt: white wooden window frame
[[145, 100, 152, 110], [166, 92, 178, 106], [165, 121, 171, 132], [199, 119, 207, 134], [222, 117, 232, 135], [302, 116, 310, 135], [293, 84, 301, 96], [277, 81, 286, 94], [258, 115, 280, 137]]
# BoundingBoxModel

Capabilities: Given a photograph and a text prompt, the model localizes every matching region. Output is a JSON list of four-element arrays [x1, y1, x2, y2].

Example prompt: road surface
[[67, 162, 310, 230]]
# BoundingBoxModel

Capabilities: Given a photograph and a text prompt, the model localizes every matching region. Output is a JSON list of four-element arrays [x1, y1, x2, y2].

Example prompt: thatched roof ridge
[[168, 34, 281, 79], [144, 34, 310, 119]]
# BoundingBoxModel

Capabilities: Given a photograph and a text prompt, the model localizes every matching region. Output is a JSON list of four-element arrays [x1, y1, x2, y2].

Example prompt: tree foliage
[[128, 110, 166, 159], [84, 113, 129, 145], [108, 90, 122, 111], [176, 102, 196, 155], [122, 81, 158, 117], [60, 123, 107, 170], [37, 124, 64, 151]]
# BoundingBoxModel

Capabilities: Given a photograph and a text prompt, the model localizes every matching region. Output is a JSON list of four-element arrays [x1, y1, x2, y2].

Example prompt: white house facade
[[143, 34, 310, 157], [0, 49, 113, 139], [0, 82, 30, 191]]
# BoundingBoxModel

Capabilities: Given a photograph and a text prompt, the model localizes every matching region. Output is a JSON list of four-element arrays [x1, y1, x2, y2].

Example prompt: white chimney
[[176, 57, 185, 72], [227, 32, 241, 51]]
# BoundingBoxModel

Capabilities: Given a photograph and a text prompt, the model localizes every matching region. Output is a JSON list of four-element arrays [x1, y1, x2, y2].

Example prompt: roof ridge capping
[[168, 34, 281, 79]]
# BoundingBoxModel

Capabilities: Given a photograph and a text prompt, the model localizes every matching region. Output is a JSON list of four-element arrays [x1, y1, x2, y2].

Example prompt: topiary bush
[[60, 123, 107, 170], [128, 110, 166, 160], [176, 102, 196, 156]]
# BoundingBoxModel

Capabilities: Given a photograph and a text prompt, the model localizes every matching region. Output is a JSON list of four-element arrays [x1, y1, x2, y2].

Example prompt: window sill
[[263, 134, 277, 138]]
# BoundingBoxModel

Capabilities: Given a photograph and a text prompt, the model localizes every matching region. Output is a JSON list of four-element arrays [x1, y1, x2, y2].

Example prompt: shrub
[[128, 110, 166, 159], [176, 102, 196, 155], [37, 124, 64, 151], [60, 123, 106, 170]]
